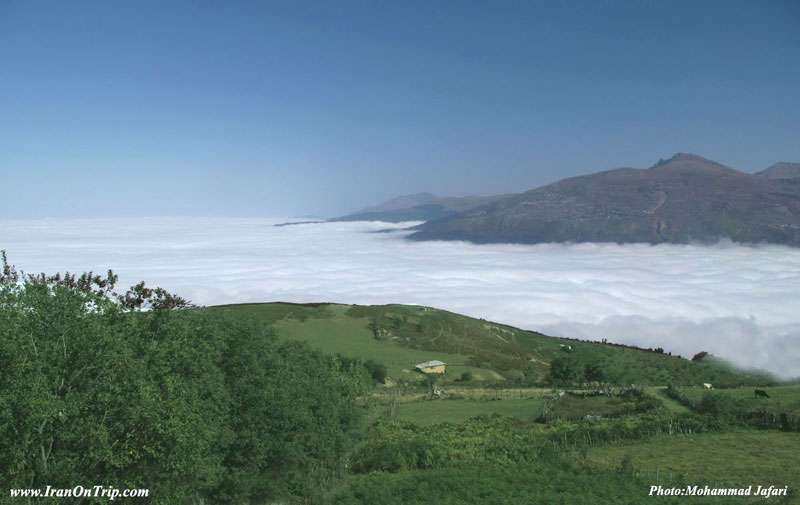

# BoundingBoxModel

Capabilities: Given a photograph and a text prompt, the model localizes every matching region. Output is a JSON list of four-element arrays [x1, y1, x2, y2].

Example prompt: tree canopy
[[0, 252, 369, 504]]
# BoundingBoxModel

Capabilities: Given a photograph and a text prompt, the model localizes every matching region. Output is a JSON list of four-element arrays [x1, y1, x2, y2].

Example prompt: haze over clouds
[[2, 218, 798, 377]]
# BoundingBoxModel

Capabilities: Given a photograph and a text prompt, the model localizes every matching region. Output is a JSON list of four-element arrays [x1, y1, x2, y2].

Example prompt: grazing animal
[[703, 383, 713, 389], [754, 389, 769, 399]]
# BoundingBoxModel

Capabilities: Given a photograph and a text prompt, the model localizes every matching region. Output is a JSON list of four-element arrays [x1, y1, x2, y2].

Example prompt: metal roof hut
[[415, 360, 446, 374]]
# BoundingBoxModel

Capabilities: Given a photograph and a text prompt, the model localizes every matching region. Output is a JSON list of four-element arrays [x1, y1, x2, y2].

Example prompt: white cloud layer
[[2, 217, 799, 377]]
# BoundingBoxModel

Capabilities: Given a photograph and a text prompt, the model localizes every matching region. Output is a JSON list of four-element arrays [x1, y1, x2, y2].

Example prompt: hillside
[[409, 153, 800, 246], [220, 302, 798, 504], [357, 192, 439, 213], [219, 302, 775, 388]]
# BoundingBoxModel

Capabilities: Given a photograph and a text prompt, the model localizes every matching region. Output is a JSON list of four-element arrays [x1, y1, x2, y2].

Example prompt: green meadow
[[679, 385, 800, 414], [585, 430, 800, 493]]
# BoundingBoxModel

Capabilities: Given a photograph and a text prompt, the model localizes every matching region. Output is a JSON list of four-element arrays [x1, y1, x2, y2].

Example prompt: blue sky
[[1, 0, 798, 218]]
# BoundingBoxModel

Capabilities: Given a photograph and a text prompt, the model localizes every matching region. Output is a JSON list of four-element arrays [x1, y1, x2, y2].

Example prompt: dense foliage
[[0, 260, 369, 504]]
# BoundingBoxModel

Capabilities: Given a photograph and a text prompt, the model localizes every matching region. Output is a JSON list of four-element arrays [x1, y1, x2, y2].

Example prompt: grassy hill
[[219, 302, 775, 388], [219, 302, 798, 504]]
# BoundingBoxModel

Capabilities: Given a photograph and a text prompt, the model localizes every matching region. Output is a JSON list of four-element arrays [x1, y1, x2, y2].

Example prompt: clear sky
[[1, 0, 798, 218]]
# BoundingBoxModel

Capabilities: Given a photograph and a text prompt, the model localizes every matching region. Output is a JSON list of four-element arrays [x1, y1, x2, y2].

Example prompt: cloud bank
[[2, 217, 798, 377]]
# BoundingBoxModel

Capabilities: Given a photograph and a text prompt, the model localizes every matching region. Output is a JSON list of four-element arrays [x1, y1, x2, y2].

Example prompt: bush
[[549, 356, 580, 385], [364, 359, 389, 384]]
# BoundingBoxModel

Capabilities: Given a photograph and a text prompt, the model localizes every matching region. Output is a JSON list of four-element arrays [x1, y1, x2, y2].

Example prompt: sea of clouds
[[2, 217, 798, 377]]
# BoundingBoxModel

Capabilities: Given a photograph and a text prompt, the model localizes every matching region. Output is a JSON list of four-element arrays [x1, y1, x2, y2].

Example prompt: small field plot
[[586, 430, 800, 492], [544, 391, 660, 421], [390, 398, 547, 425], [646, 387, 693, 414]]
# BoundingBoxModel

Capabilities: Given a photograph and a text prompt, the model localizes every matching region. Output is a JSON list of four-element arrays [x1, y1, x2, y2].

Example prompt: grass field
[[680, 385, 800, 414], [333, 461, 695, 505], [585, 430, 800, 493], [647, 386, 693, 414], [224, 304, 502, 383], [546, 393, 648, 420], [387, 398, 548, 425], [364, 387, 660, 425]]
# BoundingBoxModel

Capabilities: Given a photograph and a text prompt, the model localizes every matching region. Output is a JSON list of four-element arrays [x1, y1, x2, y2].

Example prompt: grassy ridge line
[[219, 302, 776, 387]]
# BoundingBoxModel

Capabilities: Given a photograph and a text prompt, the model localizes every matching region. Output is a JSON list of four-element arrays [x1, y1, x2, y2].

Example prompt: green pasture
[[388, 398, 548, 425], [647, 387, 693, 414], [223, 303, 501, 383], [680, 385, 800, 413], [333, 461, 692, 505], [547, 393, 648, 420], [365, 387, 658, 426], [586, 430, 800, 493]]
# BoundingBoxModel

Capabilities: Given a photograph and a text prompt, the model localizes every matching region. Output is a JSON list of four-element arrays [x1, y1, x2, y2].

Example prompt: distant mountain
[[409, 153, 800, 246], [359, 192, 439, 213], [332, 193, 512, 223], [757, 162, 800, 181]]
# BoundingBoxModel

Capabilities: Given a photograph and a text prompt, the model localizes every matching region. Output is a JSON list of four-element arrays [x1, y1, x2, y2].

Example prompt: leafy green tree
[[583, 362, 605, 385], [523, 366, 540, 385], [364, 359, 389, 384], [548, 357, 580, 386], [0, 253, 368, 504], [423, 373, 439, 393]]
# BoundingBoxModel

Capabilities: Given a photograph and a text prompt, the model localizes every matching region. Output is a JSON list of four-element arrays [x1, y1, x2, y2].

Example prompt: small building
[[415, 360, 446, 374]]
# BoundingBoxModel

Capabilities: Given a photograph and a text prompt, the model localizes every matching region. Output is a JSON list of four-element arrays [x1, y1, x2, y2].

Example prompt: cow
[[703, 383, 713, 389], [754, 389, 769, 399]]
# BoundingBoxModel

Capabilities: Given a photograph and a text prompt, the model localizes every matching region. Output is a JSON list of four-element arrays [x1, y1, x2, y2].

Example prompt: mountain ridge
[[408, 153, 800, 246], [757, 162, 800, 180]]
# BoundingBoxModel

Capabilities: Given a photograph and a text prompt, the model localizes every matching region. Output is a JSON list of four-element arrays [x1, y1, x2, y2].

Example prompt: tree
[[423, 373, 440, 393], [583, 363, 605, 385], [364, 359, 389, 384], [1, 249, 192, 311], [0, 253, 367, 504], [523, 366, 540, 385], [548, 357, 580, 386]]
